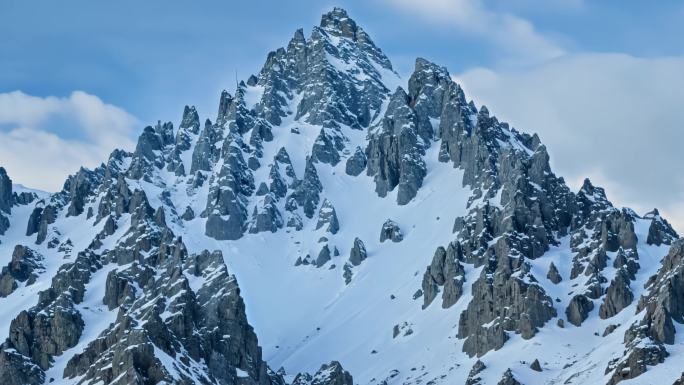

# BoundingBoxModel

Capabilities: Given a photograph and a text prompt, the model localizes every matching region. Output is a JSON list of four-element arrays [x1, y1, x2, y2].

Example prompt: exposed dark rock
[[612, 248, 640, 279], [465, 359, 486, 385], [422, 243, 465, 309], [547, 262, 562, 284], [0, 245, 44, 297], [345, 146, 367, 176], [497, 368, 521, 385], [645, 209, 679, 246], [0, 8, 681, 385], [316, 199, 340, 234], [181, 206, 195, 221], [458, 240, 556, 357], [312, 128, 344, 165], [191, 119, 222, 173], [128, 121, 174, 179], [0, 167, 12, 215], [13, 191, 37, 206], [64, 167, 102, 217], [380, 219, 403, 243], [631, 239, 684, 346], [603, 324, 619, 337], [349, 238, 367, 266], [366, 87, 426, 205], [566, 294, 594, 326], [292, 360, 353, 385], [599, 268, 633, 319], [250, 193, 284, 234], [530, 359, 542, 372], [673, 373, 684, 385], [248, 155, 261, 170], [606, 343, 667, 385], [316, 244, 332, 267], [0, 213, 8, 237], [204, 137, 255, 240], [288, 157, 322, 219], [63, 244, 275, 385], [34, 205, 57, 245], [343, 263, 353, 285], [0, 348, 45, 385]]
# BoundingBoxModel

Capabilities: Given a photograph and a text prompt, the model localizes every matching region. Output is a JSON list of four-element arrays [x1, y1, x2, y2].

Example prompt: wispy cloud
[[0, 91, 137, 192], [383, 0, 565, 64], [455, 53, 684, 232]]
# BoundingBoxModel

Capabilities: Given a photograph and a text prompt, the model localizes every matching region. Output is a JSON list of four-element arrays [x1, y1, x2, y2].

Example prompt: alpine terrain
[[1, 8, 683, 385]]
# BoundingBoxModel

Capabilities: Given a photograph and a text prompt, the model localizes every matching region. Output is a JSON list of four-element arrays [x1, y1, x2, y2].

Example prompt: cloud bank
[[0, 91, 137, 192], [456, 53, 684, 232], [383, 0, 564, 64]]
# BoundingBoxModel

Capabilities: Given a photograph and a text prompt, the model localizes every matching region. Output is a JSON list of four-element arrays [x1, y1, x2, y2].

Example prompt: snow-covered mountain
[[1, 7, 683, 385]]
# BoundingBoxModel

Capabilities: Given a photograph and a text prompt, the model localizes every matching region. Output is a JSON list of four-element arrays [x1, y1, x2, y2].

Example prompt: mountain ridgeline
[[0, 7, 682, 385]]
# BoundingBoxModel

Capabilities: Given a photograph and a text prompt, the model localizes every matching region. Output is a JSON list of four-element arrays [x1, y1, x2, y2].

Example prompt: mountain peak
[[580, 177, 598, 194], [320, 7, 359, 40]]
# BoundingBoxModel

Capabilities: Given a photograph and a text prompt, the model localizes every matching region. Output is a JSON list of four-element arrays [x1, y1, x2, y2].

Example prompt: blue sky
[[1, 0, 683, 230]]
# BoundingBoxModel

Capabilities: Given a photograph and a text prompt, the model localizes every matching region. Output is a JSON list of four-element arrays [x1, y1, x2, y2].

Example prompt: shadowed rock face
[[566, 294, 594, 326], [0, 168, 11, 237], [366, 87, 427, 205], [0, 168, 11, 215], [422, 243, 465, 309], [599, 268, 634, 319], [673, 373, 684, 385], [316, 199, 340, 234], [0, 245, 44, 297], [345, 146, 367, 176], [644, 209, 679, 246], [349, 237, 367, 266], [0, 180, 279, 385], [547, 262, 562, 284], [292, 361, 353, 385], [380, 219, 403, 243], [465, 360, 486, 385], [602, 239, 684, 385]]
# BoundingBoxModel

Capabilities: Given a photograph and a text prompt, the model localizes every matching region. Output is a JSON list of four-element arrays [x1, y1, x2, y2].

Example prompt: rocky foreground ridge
[[0, 7, 682, 385]]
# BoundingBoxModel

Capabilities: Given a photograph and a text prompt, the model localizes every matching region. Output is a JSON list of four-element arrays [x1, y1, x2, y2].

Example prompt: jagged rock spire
[[320, 7, 357, 38], [0, 167, 11, 215]]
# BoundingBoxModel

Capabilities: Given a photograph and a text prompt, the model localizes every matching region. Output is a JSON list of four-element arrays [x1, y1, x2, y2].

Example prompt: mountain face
[[0, 7, 682, 385]]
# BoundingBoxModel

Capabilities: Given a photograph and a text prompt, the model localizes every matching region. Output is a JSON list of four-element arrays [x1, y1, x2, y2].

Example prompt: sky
[[1, 0, 682, 231]]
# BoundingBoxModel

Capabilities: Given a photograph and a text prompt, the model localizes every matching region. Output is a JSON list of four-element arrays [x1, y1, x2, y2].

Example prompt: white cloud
[[455, 53, 684, 233], [383, 0, 564, 64], [0, 91, 137, 192]]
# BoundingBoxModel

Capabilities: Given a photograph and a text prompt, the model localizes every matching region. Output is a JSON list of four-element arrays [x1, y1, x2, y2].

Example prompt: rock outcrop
[[380, 219, 403, 243], [0, 7, 680, 385], [345, 146, 367, 176], [421, 243, 465, 309], [0, 167, 11, 237], [316, 199, 340, 234], [0, 245, 44, 297], [349, 237, 367, 266], [547, 262, 562, 284], [465, 360, 487, 385], [497, 369, 522, 385], [292, 361, 353, 385], [366, 87, 427, 205], [566, 294, 594, 326]]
